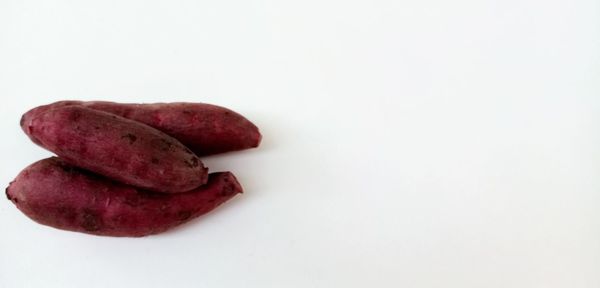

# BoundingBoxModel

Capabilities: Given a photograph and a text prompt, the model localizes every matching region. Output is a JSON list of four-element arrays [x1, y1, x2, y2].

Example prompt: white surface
[[1, 0, 599, 287]]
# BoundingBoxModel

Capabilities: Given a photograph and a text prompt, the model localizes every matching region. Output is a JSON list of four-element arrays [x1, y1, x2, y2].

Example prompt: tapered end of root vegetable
[[20, 101, 82, 142], [220, 171, 244, 195]]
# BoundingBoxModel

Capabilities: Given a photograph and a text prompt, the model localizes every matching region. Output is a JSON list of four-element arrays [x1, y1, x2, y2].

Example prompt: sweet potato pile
[[6, 101, 261, 237]]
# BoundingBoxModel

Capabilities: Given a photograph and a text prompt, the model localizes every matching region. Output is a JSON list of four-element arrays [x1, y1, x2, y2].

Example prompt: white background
[[1, 0, 599, 287]]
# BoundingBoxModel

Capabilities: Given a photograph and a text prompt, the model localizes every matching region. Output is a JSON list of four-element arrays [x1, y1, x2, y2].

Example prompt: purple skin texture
[[6, 157, 242, 237], [22, 105, 208, 193], [22, 101, 262, 156]]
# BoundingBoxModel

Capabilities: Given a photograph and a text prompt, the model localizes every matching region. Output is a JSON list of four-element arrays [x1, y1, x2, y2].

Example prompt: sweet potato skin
[[21, 101, 262, 156], [23, 105, 208, 193], [5, 158, 242, 237]]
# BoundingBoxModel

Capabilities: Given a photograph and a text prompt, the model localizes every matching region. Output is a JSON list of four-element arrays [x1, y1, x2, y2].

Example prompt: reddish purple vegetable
[[6, 157, 242, 237], [22, 100, 262, 156], [22, 105, 208, 193]]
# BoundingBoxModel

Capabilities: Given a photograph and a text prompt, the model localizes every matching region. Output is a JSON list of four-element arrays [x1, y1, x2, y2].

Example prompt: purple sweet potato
[[6, 157, 242, 237], [22, 100, 262, 156], [23, 105, 208, 193]]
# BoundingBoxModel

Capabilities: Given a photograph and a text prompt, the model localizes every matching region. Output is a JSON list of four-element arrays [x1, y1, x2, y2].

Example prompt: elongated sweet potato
[[23, 105, 208, 193], [22, 100, 262, 156], [6, 157, 242, 237]]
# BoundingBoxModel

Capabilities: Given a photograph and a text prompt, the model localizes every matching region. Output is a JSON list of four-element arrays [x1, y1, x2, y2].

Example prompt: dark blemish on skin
[[184, 157, 199, 168], [70, 110, 82, 122], [122, 133, 137, 144], [5, 187, 11, 201], [177, 211, 192, 221], [58, 206, 77, 222], [81, 210, 101, 231], [151, 158, 160, 164], [220, 185, 235, 196], [159, 139, 173, 151], [182, 110, 193, 115], [94, 126, 100, 130]]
